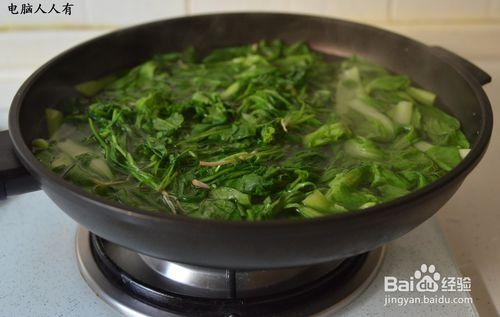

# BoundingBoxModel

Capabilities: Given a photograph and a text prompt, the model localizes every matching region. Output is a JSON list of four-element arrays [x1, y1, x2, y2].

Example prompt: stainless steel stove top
[[75, 228, 385, 316]]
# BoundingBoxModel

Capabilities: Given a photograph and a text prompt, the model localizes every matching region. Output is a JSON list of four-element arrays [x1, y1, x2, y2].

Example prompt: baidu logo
[[414, 264, 440, 292], [384, 263, 470, 293], [385, 263, 440, 292], [383, 263, 473, 306]]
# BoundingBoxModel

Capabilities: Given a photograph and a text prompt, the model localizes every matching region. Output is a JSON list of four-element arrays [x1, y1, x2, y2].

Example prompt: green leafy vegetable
[[407, 86, 436, 106], [33, 40, 470, 220], [344, 137, 384, 160], [45, 108, 63, 137], [304, 123, 348, 148], [75, 75, 117, 97]]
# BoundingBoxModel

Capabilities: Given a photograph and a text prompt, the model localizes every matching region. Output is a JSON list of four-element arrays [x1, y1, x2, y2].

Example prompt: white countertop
[[0, 23, 499, 316]]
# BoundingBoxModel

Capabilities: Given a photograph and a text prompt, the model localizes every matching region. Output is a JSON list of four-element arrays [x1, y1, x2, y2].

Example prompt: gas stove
[[76, 227, 384, 316], [0, 191, 476, 316]]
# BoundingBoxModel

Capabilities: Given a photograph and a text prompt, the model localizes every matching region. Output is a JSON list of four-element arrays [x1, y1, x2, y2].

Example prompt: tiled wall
[[1, 0, 500, 28]]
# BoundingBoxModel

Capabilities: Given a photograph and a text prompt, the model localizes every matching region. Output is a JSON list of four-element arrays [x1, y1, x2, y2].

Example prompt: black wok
[[0, 13, 493, 269]]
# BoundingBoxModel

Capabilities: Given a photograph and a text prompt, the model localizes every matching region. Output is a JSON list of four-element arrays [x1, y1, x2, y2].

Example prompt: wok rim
[[8, 12, 494, 230]]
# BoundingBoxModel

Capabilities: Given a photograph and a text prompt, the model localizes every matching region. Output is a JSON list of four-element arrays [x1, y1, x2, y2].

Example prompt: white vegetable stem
[[459, 148, 471, 159], [349, 99, 395, 136], [407, 86, 436, 106], [414, 141, 434, 152], [390, 101, 413, 125]]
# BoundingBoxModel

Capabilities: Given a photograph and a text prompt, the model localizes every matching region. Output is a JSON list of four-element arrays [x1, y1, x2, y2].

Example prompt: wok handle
[[430, 46, 491, 86], [0, 130, 40, 199]]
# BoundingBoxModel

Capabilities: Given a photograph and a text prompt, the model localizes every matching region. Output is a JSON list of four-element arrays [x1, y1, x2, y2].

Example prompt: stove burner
[[76, 227, 385, 317]]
